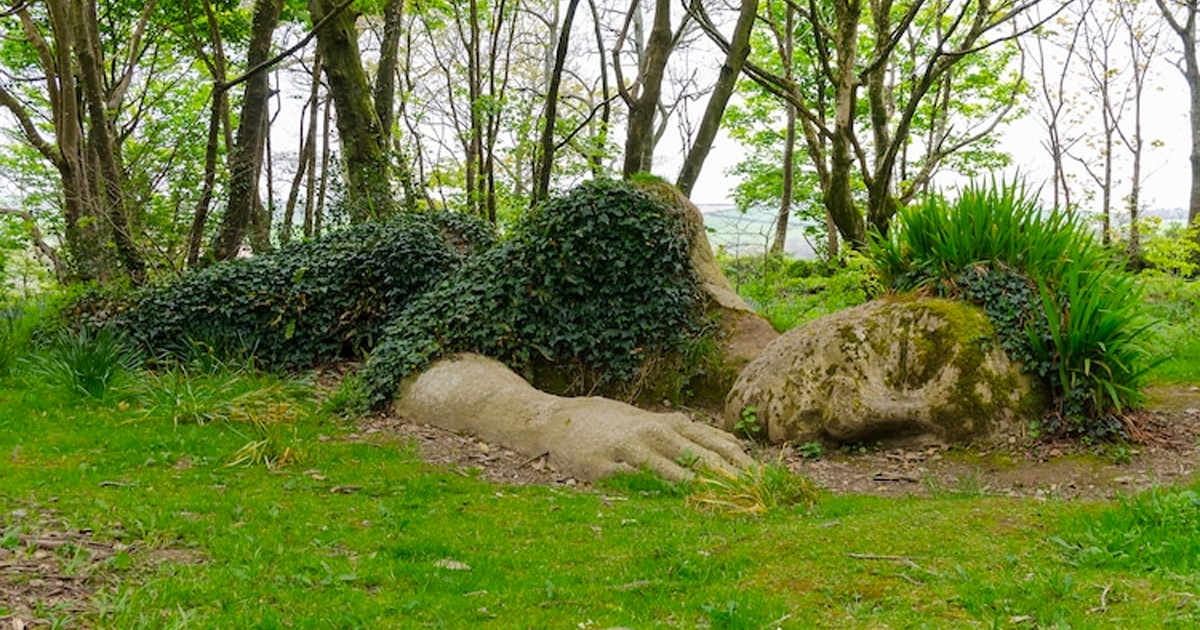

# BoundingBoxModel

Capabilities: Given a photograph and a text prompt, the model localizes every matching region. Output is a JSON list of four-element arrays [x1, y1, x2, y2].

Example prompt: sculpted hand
[[393, 353, 752, 482]]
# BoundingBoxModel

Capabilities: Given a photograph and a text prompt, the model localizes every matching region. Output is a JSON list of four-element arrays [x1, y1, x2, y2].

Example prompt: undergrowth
[[870, 180, 1155, 438], [719, 251, 876, 332]]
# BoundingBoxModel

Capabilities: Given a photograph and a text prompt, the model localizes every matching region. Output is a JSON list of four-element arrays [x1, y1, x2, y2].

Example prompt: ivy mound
[[117, 212, 494, 368], [725, 296, 1044, 446], [360, 179, 707, 407]]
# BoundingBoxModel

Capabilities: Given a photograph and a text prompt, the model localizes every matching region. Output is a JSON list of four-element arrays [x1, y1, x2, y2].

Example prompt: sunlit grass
[[2, 368, 1199, 628]]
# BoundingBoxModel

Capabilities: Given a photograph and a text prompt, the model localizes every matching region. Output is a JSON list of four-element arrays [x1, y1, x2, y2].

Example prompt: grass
[[3, 367, 1200, 628], [719, 253, 875, 332], [1141, 275, 1200, 383]]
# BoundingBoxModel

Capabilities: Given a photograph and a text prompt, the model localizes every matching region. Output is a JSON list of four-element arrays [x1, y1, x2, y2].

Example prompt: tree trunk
[[827, 0, 867, 247], [533, 0, 582, 205], [1156, 0, 1200, 240], [74, 0, 146, 283], [212, 0, 282, 261], [771, 4, 795, 257], [283, 52, 322, 245], [310, 0, 395, 221], [676, 0, 758, 196], [620, 0, 672, 177]]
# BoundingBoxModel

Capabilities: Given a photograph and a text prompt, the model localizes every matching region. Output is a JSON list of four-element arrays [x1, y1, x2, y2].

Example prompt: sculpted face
[[726, 298, 1044, 446]]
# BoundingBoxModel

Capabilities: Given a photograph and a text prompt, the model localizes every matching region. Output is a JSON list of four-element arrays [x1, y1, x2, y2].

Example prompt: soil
[[0, 504, 202, 628], [361, 384, 1200, 500]]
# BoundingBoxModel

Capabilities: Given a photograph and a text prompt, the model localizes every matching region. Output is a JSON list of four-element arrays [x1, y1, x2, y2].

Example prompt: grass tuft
[[687, 462, 818, 515], [22, 326, 140, 401], [870, 179, 1156, 434]]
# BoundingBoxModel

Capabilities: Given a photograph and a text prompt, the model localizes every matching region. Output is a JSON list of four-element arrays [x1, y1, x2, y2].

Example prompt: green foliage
[[361, 179, 702, 406], [797, 441, 823, 460], [22, 327, 140, 401], [1055, 484, 1200, 574], [115, 212, 495, 370], [0, 299, 43, 378], [733, 406, 760, 439], [1140, 276, 1200, 383], [1139, 217, 1200, 277], [870, 180, 1154, 437], [720, 252, 875, 332]]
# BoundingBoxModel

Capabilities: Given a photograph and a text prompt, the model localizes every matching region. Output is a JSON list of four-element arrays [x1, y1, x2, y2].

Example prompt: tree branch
[[220, 0, 355, 94], [0, 207, 65, 281]]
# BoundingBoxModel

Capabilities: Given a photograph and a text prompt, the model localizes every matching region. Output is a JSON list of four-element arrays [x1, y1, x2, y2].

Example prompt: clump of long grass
[[688, 462, 818, 515], [23, 326, 141, 401], [136, 356, 313, 469], [870, 180, 1155, 436], [0, 303, 33, 378]]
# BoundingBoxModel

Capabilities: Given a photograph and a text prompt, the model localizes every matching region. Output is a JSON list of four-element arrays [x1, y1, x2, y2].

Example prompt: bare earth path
[[365, 385, 1200, 500]]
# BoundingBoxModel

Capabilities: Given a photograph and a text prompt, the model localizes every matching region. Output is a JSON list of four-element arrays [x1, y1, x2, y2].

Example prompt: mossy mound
[[725, 296, 1048, 446]]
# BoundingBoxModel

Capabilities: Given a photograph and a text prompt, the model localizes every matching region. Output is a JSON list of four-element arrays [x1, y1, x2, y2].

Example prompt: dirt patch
[[0, 506, 202, 628], [358, 414, 580, 487], [361, 385, 1200, 500]]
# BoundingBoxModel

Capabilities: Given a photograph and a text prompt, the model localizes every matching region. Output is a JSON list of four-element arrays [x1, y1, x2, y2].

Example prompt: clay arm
[[392, 353, 752, 481]]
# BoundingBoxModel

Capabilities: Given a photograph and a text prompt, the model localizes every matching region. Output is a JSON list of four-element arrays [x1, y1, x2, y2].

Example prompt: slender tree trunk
[[827, 0, 866, 247], [771, 4, 795, 257], [310, 0, 395, 221], [676, 0, 758, 197], [587, 0, 612, 176], [74, 0, 146, 283], [1156, 0, 1200, 239], [284, 54, 322, 244], [534, 0, 582, 205], [619, 0, 672, 177], [315, 94, 333, 237], [213, 0, 282, 261]]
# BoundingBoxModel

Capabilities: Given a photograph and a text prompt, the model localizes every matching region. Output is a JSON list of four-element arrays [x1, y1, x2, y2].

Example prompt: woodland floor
[[362, 384, 1200, 500]]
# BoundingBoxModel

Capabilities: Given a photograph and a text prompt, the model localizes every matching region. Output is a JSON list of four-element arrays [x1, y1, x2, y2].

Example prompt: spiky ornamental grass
[[870, 180, 1155, 437]]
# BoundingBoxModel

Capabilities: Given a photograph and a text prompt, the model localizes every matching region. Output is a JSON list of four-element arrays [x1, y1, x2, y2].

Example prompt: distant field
[[698, 204, 819, 259]]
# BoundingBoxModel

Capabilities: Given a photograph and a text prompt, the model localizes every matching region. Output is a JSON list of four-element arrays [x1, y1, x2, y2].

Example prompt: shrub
[[115, 212, 495, 369], [870, 180, 1154, 437], [23, 326, 141, 401], [361, 178, 703, 406], [718, 252, 874, 332], [1139, 218, 1200, 277]]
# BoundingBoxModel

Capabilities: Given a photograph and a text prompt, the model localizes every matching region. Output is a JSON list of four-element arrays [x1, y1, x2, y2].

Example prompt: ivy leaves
[[361, 179, 703, 406]]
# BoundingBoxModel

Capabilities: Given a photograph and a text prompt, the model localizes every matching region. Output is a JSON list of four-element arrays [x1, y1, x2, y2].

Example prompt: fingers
[[674, 420, 754, 468]]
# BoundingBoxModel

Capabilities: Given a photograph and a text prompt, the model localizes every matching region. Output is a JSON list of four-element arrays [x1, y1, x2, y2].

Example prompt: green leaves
[[115, 211, 496, 370], [361, 179, 703, 405], [870, 179, 1155, 437]]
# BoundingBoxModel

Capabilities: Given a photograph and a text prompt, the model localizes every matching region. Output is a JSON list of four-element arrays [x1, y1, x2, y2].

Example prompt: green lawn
[[2, 373, 1198, 629]]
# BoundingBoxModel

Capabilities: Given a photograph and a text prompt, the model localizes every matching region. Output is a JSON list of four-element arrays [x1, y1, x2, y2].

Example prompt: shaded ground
[[0, 505, 202, 628], [364, 384, 1200, 500]]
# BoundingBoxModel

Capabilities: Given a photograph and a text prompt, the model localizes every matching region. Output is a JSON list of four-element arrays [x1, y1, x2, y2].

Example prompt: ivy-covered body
[[117, 212, 495, 369], [360, 179, 706, 406]]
